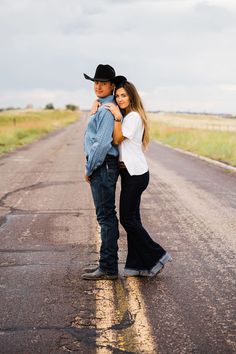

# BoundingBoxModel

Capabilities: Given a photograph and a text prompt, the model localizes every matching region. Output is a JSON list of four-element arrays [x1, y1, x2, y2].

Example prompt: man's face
[[94, 81, 114, 98]]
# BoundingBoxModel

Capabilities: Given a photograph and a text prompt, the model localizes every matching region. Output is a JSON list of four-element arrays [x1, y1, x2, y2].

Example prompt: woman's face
[[115, 87, 130, 110]]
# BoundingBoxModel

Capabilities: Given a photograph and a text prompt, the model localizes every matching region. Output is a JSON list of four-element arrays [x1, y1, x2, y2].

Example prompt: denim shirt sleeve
[[86, 108, 114, 176]]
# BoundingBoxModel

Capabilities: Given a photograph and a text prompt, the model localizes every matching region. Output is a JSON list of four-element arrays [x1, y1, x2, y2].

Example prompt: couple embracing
[[82, 64, 171, 280]]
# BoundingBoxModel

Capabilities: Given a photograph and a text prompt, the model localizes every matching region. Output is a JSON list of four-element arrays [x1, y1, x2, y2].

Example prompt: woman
[[93, 79, 172, 276]]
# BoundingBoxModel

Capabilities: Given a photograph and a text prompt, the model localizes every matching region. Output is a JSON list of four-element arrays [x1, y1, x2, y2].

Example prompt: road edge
[[152, 140, 236, 172]]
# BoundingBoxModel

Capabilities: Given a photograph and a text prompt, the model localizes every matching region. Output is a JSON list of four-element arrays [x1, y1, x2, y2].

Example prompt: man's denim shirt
[[84, 95, 118, 176]]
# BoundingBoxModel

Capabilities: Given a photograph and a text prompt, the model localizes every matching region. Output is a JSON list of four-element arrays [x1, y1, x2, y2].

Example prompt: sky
[[0, 0, 236, 114]]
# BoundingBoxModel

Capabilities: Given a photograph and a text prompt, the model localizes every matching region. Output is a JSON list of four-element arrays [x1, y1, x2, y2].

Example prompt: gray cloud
[[194, 1, 236, 29], [0, 0, 235, 113]]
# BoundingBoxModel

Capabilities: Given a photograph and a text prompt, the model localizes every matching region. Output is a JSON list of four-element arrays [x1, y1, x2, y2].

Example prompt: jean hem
[[99, 267, 118, 276]]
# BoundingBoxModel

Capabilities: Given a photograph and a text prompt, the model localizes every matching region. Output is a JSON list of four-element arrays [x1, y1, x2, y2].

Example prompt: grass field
[[149, 112, 236, 167], [149, 112, 236, 131], [1, 110, 235, 167], [0, 109, 80, 154]]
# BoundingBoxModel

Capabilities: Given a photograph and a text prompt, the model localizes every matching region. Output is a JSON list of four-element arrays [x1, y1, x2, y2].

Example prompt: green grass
[[0, 109, 80, 154], [150, 121, 236, 167]]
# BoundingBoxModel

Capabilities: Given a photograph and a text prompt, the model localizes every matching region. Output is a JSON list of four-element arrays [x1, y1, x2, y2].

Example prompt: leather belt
[[119, 161, 127, 169]]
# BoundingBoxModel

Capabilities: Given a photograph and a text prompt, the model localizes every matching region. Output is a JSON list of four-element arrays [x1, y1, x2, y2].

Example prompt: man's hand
[[84, 174, 90, 183]]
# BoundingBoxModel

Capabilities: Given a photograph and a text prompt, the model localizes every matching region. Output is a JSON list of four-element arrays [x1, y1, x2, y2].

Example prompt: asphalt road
[[0, 113, 235, 354]]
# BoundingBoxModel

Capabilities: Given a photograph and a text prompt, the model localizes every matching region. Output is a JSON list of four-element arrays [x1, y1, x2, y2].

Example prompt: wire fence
[[149, 114, 236, 132]]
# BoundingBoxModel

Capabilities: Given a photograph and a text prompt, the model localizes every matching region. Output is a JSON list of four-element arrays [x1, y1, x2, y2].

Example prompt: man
[[82, 64, 126, 280]]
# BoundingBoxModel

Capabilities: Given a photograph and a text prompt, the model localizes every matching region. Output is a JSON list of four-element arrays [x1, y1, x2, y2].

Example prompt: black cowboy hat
[[84, 64, 126, 84]]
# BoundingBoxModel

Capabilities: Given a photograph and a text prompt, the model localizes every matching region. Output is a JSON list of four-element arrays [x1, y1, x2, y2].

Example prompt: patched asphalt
[[0, 113, 235, 353]]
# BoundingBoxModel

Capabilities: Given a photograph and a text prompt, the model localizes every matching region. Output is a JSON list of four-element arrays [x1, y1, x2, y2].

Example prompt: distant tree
[[65, 104, 79, 111], [45, 103, 54, 110], [26, 104, 34, 109]]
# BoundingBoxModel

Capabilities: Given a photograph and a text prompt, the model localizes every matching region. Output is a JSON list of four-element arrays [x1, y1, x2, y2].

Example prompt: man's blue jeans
[[90, 156, 119, 275]]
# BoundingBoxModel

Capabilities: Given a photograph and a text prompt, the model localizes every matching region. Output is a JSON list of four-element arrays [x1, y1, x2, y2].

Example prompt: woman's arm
[[90, 99, 101, 115], [105, 103, 125, 144], [113, 120, 125, 145]]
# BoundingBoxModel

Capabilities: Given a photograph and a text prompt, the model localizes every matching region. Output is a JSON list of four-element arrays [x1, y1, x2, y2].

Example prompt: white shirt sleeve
[[121, 112, 140, 140]]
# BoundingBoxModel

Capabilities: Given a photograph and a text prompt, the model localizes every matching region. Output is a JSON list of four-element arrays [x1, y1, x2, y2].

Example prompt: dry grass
[[0, 109, 80, 154], [149, 113, 236, 167], [149, 112, 236, 131]]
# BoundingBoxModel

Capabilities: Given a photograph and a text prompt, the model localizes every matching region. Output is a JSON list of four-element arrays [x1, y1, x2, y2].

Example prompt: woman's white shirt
[[119, 111, 148, 176]]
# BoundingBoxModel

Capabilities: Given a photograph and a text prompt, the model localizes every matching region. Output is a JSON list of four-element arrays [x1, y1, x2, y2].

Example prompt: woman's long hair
[[115, 81, 149, 149]]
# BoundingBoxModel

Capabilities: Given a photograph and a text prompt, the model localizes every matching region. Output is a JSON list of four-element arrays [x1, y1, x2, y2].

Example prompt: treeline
[[44, 103, 79, 111], [0, 103, 79, 112]]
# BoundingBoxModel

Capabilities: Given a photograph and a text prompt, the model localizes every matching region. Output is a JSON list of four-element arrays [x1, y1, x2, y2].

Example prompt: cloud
[[193, 1, 236, 31], [0, 88, 92, 109], [0, 0, 235, 113], [218, 85, 236, 92], [143, 84, 236, 113], [1, 84, 235, 114]]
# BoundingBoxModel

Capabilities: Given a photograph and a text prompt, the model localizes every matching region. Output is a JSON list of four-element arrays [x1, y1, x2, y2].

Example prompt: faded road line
[[125, 277, 158, 353], [95, 226, 157, 353]]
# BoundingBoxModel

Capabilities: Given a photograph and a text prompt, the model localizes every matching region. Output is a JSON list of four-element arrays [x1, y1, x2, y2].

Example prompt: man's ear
[[111, 83, 115, 91]]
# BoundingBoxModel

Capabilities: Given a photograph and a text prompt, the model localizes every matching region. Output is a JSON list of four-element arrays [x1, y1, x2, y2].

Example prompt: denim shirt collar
[[98, 95, 114, 104]]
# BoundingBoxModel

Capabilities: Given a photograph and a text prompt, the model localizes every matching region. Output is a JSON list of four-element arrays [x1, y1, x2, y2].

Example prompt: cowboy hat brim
[[83, 73, 127, 84], [83, 73, 114, 82]]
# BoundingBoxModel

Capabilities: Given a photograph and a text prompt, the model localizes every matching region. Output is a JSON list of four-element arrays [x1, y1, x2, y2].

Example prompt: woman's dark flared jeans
[[90, 157, 119, 275], [120, 169, 166, 271]]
